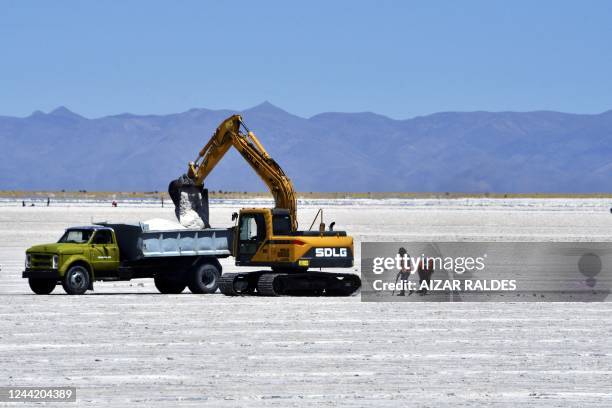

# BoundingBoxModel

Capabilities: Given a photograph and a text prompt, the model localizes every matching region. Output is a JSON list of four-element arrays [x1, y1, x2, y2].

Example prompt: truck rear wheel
[[188, 263, 220, 294], [28, 278, 56, 295], [62, 265, 90, 295], [154, 276, 186, 294]]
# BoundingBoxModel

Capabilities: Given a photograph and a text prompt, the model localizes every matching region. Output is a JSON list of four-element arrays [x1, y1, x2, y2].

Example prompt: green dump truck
[[22, 223, 232, 295]]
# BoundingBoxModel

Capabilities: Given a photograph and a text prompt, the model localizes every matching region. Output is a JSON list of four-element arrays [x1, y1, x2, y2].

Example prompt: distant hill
[[1, 102, 612, 193]]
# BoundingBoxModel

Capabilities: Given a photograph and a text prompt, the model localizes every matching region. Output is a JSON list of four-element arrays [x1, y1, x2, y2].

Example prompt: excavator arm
[[170, 115, 298, 230]]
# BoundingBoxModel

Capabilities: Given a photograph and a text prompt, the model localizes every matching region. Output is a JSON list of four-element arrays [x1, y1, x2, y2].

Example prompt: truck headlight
[[52, 255, 59, 269], [25, 254, 31, 268]]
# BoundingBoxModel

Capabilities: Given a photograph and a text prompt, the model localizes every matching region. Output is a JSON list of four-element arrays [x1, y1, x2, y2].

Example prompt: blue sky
[[1, 0, 611, 119]]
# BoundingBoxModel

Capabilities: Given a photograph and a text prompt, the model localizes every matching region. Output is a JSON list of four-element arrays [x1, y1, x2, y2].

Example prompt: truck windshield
[[58, 229, 93, 244]]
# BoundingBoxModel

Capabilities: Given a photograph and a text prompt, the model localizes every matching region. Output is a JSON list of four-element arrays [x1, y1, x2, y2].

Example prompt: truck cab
[[23, 226, 120, 295]]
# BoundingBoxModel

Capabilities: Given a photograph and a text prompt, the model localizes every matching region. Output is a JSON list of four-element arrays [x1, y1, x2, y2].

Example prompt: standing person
[[46, 197, 50, 207], [22, 200, 25, 207], [417, 257, 435, 295], [395, 247, 411, 296]]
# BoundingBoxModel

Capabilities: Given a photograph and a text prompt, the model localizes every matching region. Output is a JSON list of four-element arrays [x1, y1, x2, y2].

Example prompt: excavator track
[[219, 272, 255, 296], [256, 273, 282, 296], [219, 271, 361, 297]]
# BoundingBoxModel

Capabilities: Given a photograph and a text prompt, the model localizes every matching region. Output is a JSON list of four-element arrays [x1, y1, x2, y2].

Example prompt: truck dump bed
[[141, 227, 232, 258], [97, 223, 232, 262]]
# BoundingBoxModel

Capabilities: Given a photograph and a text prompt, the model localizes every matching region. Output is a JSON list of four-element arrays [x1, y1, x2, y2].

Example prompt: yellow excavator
[[168, 115, 361, 296]]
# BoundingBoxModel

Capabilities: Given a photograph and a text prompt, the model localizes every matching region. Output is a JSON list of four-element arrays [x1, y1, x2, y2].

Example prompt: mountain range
[[1, 102, 612, 193]]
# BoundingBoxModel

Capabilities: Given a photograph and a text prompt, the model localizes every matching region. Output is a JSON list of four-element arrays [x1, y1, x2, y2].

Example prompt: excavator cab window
[[237, 213, 266, 262]]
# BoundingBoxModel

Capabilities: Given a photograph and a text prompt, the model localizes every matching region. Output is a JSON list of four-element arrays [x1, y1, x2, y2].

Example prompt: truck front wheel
[[188, 263, 220, 294], [28, 278, 56, 295], [62, 265, 90, 295], [154, 276, 186, 294]]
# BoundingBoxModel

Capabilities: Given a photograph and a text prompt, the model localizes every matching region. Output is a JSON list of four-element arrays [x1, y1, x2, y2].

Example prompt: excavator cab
[[236, 210, 267, 264]]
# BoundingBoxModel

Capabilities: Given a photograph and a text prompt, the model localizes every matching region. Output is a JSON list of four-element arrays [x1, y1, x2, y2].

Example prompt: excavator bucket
[[168, 175, 210, 229]]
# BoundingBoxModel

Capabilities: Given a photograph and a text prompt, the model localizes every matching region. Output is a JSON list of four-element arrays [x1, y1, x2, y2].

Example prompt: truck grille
[[31, 254, 52, 268]]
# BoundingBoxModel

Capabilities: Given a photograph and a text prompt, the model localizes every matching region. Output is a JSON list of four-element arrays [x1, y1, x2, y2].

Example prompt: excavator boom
[[170, 115, 297, 230]]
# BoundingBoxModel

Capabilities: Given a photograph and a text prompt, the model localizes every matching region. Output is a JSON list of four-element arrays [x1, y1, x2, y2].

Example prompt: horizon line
[[3, 101, 612, 122]]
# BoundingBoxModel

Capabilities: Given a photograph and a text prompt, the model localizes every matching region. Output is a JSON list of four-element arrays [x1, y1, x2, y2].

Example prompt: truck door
[[236, 213, 266, 264], [90, 230, 120, 275]]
